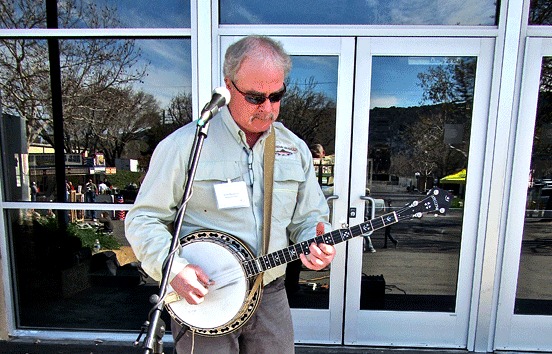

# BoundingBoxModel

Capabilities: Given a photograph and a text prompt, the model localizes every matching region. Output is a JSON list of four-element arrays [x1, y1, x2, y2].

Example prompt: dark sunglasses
[[231, 80, 286, 105]]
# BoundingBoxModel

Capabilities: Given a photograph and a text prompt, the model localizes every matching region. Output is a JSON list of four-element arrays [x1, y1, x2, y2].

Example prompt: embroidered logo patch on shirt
[[275, 145, 297, 156]]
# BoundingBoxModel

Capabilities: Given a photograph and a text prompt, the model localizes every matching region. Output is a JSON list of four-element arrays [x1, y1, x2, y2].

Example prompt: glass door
[[495, 37, 552, 351], [345, 37, 495, 347], [219, 36, 355, 344]]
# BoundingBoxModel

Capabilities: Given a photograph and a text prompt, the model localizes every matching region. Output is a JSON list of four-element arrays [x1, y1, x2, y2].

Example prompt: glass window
[[59, 38, 192, 207], [529, 0, 552, 25], [7, 208, 170, 330], [1, 38, 192, 204], [1, 0, 190, 29], [515, 57, 552, 315], [280, 55, 338, 309], [220, 0, 498, 26], [1, 39, 54, 202], [0, 0, 48, 29], [58, 0, 191, 29], [2, 37, 192, 330], [360, 56, 475, 311]]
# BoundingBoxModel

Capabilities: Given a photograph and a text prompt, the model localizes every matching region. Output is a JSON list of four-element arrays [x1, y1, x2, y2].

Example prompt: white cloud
[[370, 95, 399, 109], [133, 39, 192, 109]]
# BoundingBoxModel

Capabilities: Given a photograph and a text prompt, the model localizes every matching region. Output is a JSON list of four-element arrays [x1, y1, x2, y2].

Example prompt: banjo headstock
[[395, 187, 452, 222]]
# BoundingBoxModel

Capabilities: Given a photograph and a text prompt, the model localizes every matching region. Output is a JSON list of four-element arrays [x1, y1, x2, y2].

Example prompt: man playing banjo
[[125, 35, 335, 353]]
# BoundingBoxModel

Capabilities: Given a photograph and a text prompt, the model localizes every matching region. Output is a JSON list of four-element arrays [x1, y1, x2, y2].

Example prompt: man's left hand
[[299, 242, 335, 270]]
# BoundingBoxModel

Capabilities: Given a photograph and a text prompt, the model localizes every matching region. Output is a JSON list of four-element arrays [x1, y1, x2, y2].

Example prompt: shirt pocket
[[191, 161, 244, 211], [272, 160, 306, 222]]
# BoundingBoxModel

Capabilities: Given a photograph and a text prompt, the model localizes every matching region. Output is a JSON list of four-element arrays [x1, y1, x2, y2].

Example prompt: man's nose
[[258, 98, 275, 112]]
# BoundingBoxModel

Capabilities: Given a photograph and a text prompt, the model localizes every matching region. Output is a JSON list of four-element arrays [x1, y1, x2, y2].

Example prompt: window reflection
[[515, 57, 552, 315], [361, 56, 474, 311], [0, 1, 47, 29], [220, 0, 497, 25], [1, 0, 191, 29], [59, 0, 191, 29], [8, 208, 163, 329], [529, 0, 552, 25], [0, 39, 192, 203], [281, 56, 338, 309]]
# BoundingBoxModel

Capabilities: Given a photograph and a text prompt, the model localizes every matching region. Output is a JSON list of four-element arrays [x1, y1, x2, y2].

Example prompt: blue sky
[[371, 57, 439, 108], [88, 1, 482, 109], [220, 0, 497, 25]]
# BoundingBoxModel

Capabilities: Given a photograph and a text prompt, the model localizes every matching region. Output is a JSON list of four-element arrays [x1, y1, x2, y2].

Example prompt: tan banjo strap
[[263, 129, 275, 255], [259, 129, 275, 287]]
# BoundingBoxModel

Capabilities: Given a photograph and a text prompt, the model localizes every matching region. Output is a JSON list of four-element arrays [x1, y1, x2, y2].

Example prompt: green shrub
[[36, 215, 121, 250], [67, 223, 120, 250], [106, 170, 142, 190]]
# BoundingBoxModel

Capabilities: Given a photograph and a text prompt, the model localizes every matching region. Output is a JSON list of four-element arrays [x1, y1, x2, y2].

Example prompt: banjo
[[164, 187, 451, 336]]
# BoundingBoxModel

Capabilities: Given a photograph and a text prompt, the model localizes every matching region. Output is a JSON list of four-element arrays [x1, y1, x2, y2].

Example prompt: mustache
[[251, 112, 276, 122]]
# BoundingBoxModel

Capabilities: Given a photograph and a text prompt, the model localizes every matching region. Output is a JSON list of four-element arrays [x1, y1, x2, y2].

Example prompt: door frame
[[494, 37, 552, 351]]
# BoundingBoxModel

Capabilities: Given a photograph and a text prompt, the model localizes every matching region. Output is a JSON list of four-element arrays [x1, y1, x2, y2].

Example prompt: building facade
[[1, 0, 552, 352]]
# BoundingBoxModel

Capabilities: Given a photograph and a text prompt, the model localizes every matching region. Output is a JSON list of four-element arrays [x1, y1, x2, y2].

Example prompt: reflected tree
[[278, 77, 336, 154], [392, 58, 475, 180], [63, 88, 161, 166], [0, 0, 149, 156], [532, 58, 552, 178], [138, 92, 194, 170], [166, 92, 194, 126], [529, 0, 552, 25]]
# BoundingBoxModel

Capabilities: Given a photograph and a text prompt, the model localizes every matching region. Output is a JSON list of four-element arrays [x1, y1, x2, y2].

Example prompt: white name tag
[[214, 180, 250, 209]]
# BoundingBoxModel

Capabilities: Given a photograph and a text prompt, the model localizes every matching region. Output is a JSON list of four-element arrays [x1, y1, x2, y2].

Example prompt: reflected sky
[[133, 39, 192, 108], [220, 0, 497, 25], [290, 56, 339, 101], [83, 0, 191, 28], [371, 57, 431, 108], [73, 2, 486, 111]]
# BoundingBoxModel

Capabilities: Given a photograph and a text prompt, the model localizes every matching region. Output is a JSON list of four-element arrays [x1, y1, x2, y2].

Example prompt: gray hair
[[223, 35, 292, 81]]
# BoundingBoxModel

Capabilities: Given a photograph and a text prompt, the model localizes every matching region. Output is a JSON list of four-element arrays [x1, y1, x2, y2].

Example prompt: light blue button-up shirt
[[125, 106, 331, 285]]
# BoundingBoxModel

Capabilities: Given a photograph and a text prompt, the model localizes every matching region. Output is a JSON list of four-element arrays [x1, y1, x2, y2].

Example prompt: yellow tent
[[440, 169, 466, 184]]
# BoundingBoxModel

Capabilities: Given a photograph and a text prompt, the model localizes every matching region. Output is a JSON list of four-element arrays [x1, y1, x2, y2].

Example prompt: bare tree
[[0, 0, 148, 154], [529, 0, 552, 24], [166, 92, 194, 126], [278, 78, 336, 153], [409, 58, 475, 176], [63, 88, 161, 166]]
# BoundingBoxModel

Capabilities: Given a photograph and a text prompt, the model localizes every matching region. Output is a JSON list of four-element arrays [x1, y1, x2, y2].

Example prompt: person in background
[[98, 180, 109, 194], [383, 200, 398, 248], [309, 143, 325, 158], [97, 211, 114, 234], [30, 182, 38, 202], [85, 179, 98, 220], [125, 35, 335, 354]]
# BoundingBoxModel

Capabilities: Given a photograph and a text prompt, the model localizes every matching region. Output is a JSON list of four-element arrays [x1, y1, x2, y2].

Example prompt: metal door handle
[[360, 195, 376, 235]]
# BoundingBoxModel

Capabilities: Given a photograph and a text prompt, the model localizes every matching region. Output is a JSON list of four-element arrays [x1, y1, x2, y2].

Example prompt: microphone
[[197, 87, 231, 126]]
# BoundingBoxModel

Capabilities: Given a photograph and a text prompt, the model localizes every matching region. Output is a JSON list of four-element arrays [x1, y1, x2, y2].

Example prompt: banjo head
[[166, 231, 257, 335]]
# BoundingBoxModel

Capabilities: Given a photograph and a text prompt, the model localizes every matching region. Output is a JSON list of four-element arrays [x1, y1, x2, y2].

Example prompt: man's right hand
[[170, 265, 212, 305]]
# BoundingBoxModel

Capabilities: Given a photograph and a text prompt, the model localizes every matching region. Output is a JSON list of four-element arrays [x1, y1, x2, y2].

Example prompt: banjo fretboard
[[243, 211, 402, 277]]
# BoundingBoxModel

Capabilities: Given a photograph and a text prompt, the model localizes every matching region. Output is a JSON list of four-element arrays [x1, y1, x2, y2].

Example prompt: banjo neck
[[243, 186, 450, 278], [243, 211, 396, 278]]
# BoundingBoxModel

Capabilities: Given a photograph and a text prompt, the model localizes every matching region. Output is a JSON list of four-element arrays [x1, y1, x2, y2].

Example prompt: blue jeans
[[85, 192, 96, 219]]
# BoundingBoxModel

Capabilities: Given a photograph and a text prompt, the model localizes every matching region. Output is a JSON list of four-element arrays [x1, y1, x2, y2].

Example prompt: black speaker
[[360, 274, 385, 310]]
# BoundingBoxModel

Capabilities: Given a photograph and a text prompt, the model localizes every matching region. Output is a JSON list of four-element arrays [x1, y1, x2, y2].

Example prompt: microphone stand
[[135, 120, 211, 354]]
